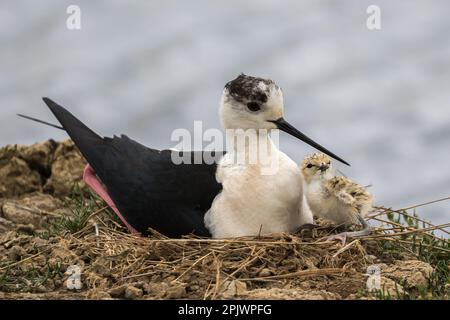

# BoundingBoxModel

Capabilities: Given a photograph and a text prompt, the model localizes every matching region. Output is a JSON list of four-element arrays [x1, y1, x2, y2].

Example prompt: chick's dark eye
[[306, 164, 313, 168], [246, 102, 261, 112]]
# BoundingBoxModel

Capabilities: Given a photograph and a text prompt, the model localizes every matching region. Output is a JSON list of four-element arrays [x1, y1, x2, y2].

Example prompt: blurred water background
[[0, 1, 449, 225]]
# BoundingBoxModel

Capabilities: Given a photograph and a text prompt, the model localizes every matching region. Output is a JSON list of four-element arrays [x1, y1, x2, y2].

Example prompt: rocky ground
[[0, 140, 448, 300]]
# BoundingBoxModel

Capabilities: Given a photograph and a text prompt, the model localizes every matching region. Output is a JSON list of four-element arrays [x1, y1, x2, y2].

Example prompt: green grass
[[374, 209, 449, 299], [0, 262, 63, 293], [37, 185, 98, 238], [37, 184, 122, 240]]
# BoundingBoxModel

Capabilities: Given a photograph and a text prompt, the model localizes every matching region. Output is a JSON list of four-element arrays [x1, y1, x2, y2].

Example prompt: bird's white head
[[301, 153, 334, 184], [219, 74, 350, 166], [220, 74, 283, 130]]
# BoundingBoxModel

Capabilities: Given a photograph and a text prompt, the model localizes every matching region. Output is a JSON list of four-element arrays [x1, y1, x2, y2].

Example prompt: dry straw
[[1, 197, 449, 299]]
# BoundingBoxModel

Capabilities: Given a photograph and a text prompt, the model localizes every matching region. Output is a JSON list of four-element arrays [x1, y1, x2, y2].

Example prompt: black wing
[[42, 98, 224, 237]]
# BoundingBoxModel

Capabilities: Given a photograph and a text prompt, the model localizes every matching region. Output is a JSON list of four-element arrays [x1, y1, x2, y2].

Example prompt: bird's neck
[[224, 129, 279, 166]]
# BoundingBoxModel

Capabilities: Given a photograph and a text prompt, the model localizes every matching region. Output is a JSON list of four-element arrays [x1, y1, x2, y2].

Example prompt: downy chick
[[300, 153, 373, 242]]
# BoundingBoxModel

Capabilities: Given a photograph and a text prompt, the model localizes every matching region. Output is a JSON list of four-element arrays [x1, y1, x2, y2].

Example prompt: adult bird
[[20, 74, 349, 238]]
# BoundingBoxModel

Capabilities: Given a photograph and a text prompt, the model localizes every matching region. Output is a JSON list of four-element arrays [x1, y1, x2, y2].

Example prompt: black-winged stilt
[[19, 74, 349, 238]]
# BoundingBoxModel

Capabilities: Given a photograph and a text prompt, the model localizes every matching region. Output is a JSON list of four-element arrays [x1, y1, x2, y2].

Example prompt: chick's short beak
[[319, 164, 329, 172]]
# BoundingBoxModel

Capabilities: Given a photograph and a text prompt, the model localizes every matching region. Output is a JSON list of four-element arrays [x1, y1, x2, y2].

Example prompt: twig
[[373, 206, 450, 236], [239, 268, 350, 281], [173, 252, 213, 282], [6, 203, 62, 217], [332, 240, 359, 258], [0, 248, 52, 272], [378, 237, 450, 253], [369, 217, 447, 242], [370, 196, 450, 219], [360, 223, 450, 240]]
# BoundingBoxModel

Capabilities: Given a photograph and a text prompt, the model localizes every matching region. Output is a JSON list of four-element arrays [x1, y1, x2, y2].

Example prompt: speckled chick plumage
[[301, 153, 373, 225]]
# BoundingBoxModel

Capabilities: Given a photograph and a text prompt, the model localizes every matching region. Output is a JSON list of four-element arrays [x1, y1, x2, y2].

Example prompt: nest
[[74, 221, 368, 299], [1, 197, 448, 300]]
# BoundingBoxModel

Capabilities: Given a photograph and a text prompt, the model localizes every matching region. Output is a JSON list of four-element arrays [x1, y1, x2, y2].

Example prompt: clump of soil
[[0, 140, 448, 300], [43, 140, 86, 196], [0, 140, 85, 199]]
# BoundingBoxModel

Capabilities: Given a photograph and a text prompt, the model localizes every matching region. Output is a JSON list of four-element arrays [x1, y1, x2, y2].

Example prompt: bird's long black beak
[[270, 118, 350, 166]]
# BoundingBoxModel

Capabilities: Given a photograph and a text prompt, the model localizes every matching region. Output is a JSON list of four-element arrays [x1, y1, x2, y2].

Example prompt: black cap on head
[[224, 74, 278, 104]]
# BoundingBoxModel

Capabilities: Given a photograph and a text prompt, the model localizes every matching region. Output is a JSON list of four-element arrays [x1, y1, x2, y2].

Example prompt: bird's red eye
[[306, 164, 313, 168], [246, 102, 261, 112]]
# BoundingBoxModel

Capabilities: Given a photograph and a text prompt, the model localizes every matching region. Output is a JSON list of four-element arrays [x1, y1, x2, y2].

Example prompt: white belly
[[205, 150, 307, 238]]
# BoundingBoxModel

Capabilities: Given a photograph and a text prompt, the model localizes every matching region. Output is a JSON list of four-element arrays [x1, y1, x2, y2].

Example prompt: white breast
[[205, 149, 309, 238], [305, 181, 356, 225]]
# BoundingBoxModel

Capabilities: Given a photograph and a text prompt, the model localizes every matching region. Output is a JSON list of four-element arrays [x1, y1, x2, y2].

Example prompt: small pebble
[[8, 245, 27, 261], [124, 286, 143, 300], [17, 224, 35, 234], [165, 286, 186, 299], [258, 268, 272, 277]]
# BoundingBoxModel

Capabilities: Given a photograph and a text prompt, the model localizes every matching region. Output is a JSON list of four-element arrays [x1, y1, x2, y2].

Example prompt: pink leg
[[83, 164, 140, 235]]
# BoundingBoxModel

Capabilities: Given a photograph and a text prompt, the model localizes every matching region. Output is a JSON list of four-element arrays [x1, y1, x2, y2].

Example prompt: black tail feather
[[42, 97, 102, 141], [40, 97, 109, 177]]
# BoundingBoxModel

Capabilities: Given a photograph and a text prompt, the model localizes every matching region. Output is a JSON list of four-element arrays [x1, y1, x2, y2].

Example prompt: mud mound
[[1, 193, 71, 233], [0, 156, 41, 198], [0, 214, 443, 300], [0, 140, 86, 199], [43, 141, 86, 196]]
